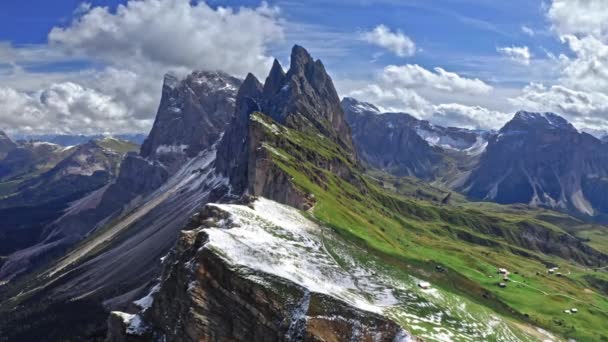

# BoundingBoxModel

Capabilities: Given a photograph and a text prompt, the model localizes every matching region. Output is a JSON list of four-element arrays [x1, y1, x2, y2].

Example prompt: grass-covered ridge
[[251, 111, 608, 341]]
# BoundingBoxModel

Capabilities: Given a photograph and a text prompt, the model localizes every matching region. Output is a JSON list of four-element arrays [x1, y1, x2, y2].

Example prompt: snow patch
[[155, 144, 188, 155], [133, 283, 161, 311]]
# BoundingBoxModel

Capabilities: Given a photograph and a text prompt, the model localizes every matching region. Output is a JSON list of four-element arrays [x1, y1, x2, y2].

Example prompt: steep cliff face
[[217, 46, 357, 200], [261, 46, 354, 154], [106, 199, 414, 342], [141, 71, 241, 172], [463, 111, 608, 217]]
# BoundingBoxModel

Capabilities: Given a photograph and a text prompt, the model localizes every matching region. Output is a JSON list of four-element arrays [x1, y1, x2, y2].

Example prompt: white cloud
[[508, 0, 608, 131], [0, 82, 150, 135], [349, 84, 433, 117], [0, 0, 285, 134], [361, 25, 416, 57], [497, 46, 532, 65], [49, 0, 283, 78], [347, 64, 505, 129], [433, 103, 511, 129], [510, 83, 608, 129], [548, 0, 608, 40], [521, 25, 535, 37], [381, 64, 493, 95]]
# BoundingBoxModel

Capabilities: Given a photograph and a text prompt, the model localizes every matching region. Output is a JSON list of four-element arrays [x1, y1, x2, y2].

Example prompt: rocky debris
[[0, 152, 168, 282], [106, 200, 414, 342], [141, 71, 241, 172], [463, 111, 608, 217]]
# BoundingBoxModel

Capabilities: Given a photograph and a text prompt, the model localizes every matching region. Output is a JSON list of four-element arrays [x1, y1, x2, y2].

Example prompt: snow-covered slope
[[112, 198, 557, 342]]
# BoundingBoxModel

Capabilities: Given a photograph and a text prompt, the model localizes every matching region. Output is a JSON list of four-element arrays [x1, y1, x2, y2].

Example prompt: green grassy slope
[[252, 112, 608, 341]]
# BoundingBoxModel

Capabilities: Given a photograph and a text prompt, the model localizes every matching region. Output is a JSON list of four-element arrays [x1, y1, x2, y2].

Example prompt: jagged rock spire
[[262, 45, 355, 154], [263, 59, 286, 97], [216, 44, 356, 197]]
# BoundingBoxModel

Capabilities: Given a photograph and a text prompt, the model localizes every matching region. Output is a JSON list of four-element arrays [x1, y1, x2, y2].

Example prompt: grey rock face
[[263, 46, 354, 154], [215, 73, 263, 195], [141, 71, 241, 172], [463, 111, 608, 217], [342, 97, 487, 181], [0, 130, 16, 160], [343, 97, 445, 179]]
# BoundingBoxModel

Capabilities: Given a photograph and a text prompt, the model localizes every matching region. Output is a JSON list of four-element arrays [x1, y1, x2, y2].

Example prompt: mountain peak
[[508, 111, 575, 131], [263, 59, 286, 97], [289, 45, 315, 73], [498, 111, 577, 136], [162, 73, 180, 90], [341, 97, 381, 115]]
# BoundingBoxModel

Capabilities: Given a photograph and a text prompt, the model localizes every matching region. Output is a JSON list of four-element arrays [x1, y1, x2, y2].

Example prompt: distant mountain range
[[342, 97, 608, 219], [11, 133, 147, 146], [1, 46, 607, 342]]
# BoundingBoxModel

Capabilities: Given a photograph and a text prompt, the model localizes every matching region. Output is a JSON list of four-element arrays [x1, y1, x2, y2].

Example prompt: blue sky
[[1, 0, 558, 84], [0, 0, 606, 135]]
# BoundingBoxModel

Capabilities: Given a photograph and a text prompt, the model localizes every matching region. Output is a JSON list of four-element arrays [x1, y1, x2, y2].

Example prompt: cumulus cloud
[[511, 83, 608, 127], [349, 84, 433, 117], [361, 25, 416, 57], [0, 0, 284, 135], [509, 0, 608, 130], [433, 103, 511, 130], [497, 46, 532, 65], [381, 64, 493, 95], [348, 64, 505, 129], [548, 0, 608, 40], [49, 0, 283, 77], [0, 83, 151, 135]]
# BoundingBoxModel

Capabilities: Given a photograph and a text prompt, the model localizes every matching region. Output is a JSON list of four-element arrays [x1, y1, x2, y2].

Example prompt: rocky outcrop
[[106, 201, 413, 342], [217, 46, 357, 201], [141, 71, 241, 172], [463, 111, 608, 217]]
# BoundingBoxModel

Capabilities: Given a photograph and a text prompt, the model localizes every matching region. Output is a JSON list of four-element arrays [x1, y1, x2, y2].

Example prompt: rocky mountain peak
[[141, 70, 241, 172], [263, 59, 286, 97], [264, 45, 354, 153], [504, 111, 576, 133], [289, 44, 315, 74], [341, 97, 382, 116], [238, 73, 263, 101]]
